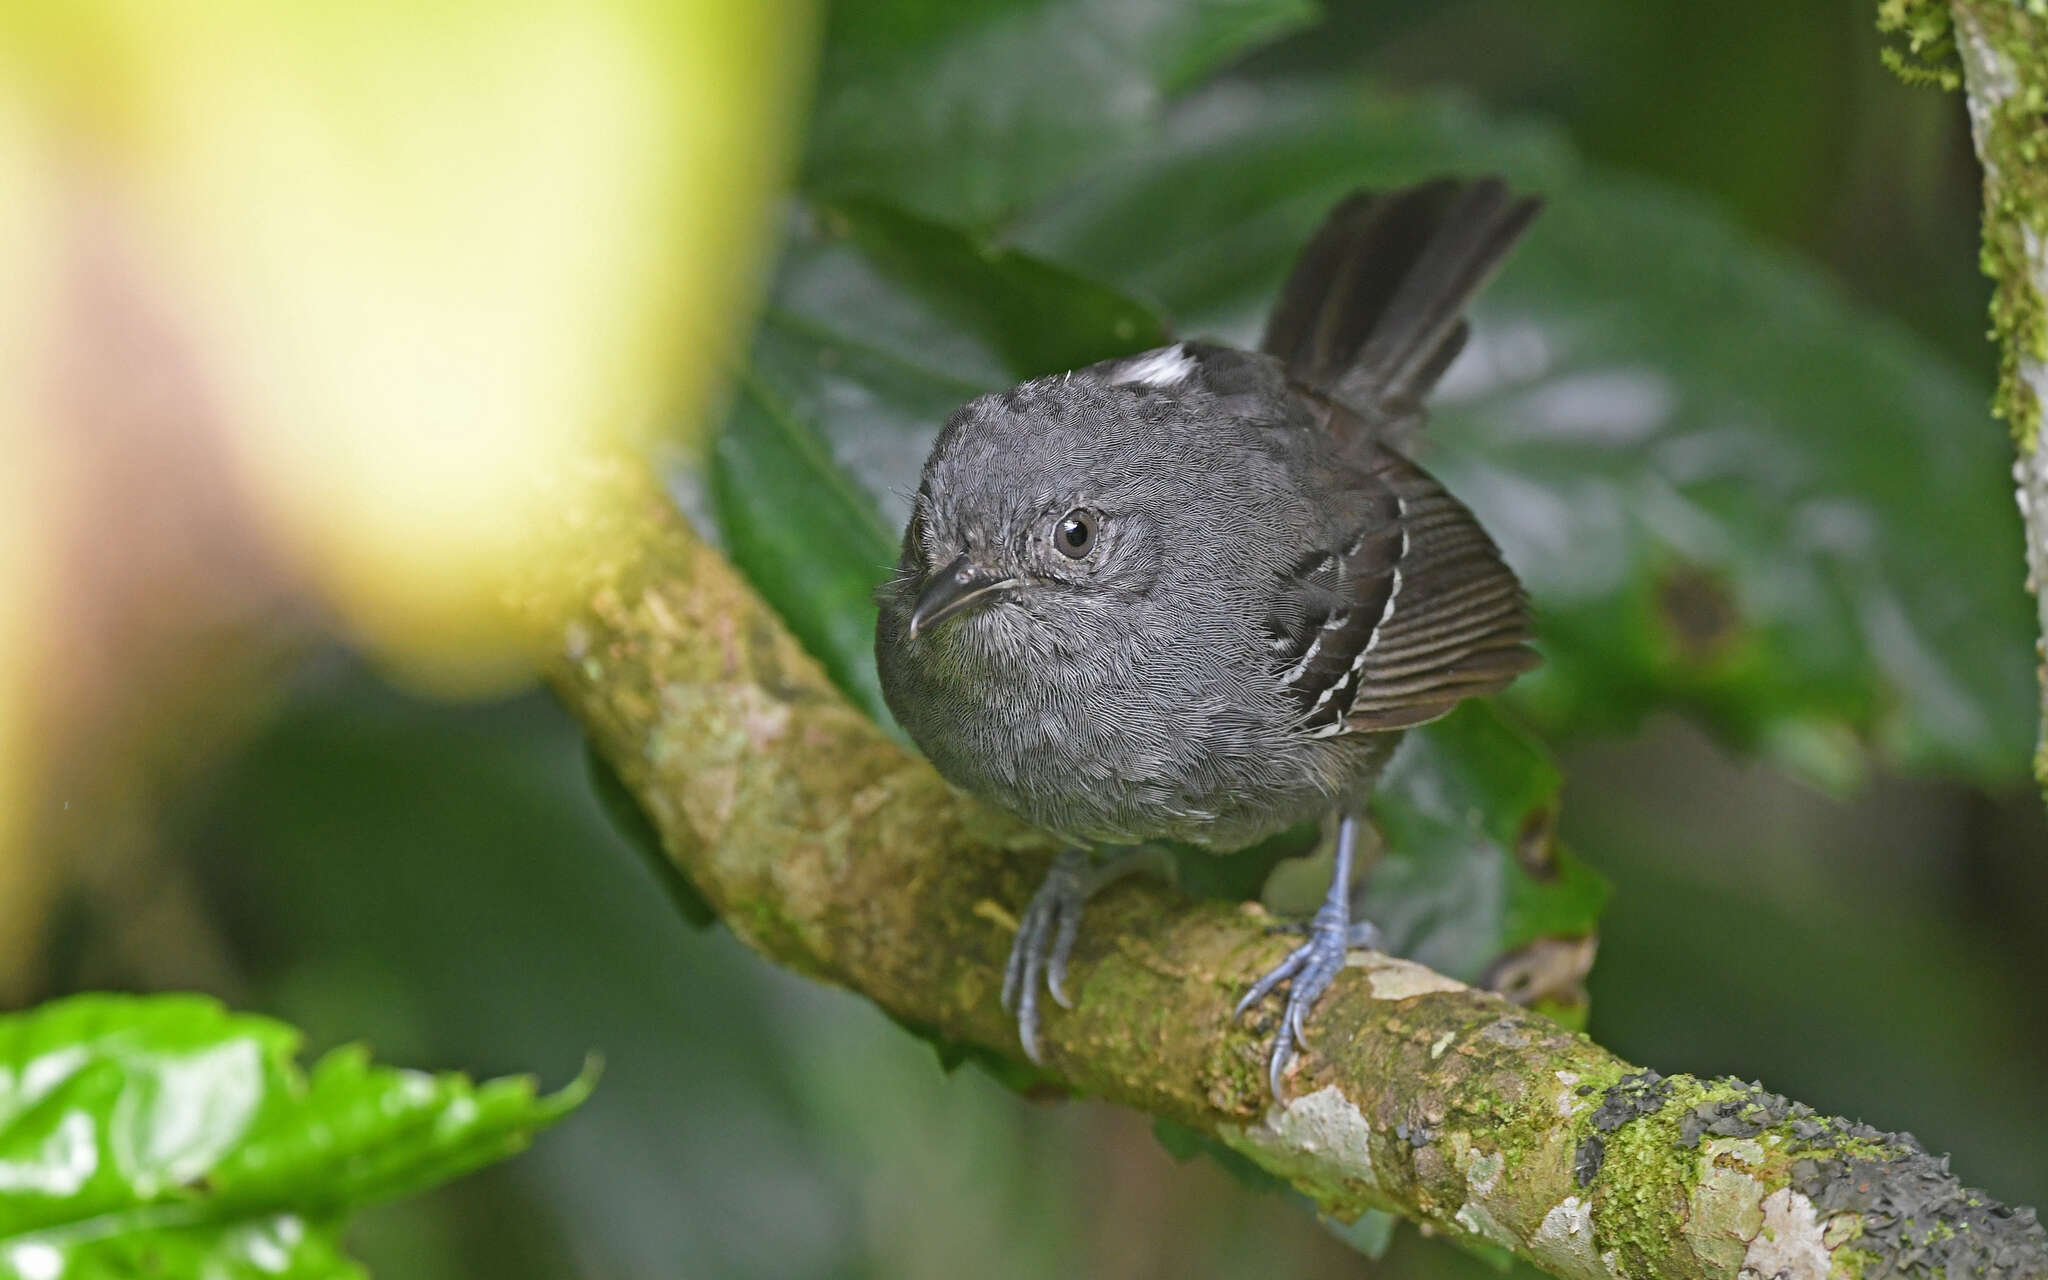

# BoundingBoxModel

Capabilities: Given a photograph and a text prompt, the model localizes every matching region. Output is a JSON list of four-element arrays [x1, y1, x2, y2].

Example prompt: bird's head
[[878, 376, 1177, 663]]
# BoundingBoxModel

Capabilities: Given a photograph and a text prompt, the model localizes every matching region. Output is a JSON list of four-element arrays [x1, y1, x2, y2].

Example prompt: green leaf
[[1369, 704, 1608, 992], [821, 198, 1170, 378], [709, 367, 901, 724], [0, 994, 591, 1280], [1015, 81, 2035, 783], [803, 0, 1320, 224]]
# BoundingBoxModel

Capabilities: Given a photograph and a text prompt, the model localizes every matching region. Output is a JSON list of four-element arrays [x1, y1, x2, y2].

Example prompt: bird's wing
[[1266, 445, 1537, 736], [1088, 338, 1537, 731]]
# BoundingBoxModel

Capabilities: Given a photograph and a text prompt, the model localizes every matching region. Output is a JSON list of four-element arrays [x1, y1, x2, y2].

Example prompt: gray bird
[[874, 177, 1542, 1096]]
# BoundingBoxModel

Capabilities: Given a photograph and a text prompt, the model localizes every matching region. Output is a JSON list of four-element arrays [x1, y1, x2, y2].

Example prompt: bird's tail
[[1260, 177, 1540, 423]]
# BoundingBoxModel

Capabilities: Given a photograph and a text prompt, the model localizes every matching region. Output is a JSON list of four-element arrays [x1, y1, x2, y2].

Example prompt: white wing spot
[[1114, 343, 1194, 389], [1361, 501, 1409, 666], [1280, 632, 1326, 686], [1309, 668, 1356, 712]]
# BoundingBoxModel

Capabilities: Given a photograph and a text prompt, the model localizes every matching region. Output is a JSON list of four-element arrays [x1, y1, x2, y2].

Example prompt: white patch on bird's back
[[1114, 343, 1194, 389]]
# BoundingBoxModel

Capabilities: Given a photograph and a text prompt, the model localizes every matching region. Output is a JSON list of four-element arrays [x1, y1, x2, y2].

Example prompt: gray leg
[[1002, 845, 1172, 1063], [1234, 813, 1373, 1098]]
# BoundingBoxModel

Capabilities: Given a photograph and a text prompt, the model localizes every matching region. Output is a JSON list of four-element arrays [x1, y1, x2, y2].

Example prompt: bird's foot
[[1235, 897, 1379, 1098], [1268, 917, 1385, 950], [1002, 845, 1172, 1063]]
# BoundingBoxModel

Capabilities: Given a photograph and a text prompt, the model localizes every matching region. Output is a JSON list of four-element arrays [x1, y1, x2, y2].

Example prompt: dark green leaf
[[1368, 704, 1608, 990], [1015, 81, 2034, 783], [0, 994, 590, 1279], [804, 0, 1320, 224], [822, 198, 1169, 377], [709, 367, 901, 724]]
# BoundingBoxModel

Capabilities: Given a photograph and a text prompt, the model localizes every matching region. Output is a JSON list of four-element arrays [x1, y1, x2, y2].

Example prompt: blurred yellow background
[[0, 0, 815, 991]]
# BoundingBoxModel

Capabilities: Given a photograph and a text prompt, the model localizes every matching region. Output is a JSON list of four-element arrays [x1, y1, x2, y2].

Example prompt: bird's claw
[[1002, 848, 1092, 1064], [1002, 845, 1174, 1063], [1235, 901, 1361, 1098]]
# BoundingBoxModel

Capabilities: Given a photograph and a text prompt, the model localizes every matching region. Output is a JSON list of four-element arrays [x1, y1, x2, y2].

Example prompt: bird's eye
[[1055, 508, 1097, 559]]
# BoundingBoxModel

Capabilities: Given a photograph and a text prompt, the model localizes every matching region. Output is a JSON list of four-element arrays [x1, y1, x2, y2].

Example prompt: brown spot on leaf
[[1480, 935, 1599, 1008], [1513, 804, 1559, 879], [1655, 564, 1741, 663]]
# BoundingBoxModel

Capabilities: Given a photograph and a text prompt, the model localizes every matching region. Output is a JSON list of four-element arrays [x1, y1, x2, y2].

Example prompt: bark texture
[[1924, 0, 2048, 790], [537, 463, 2045, 1279]]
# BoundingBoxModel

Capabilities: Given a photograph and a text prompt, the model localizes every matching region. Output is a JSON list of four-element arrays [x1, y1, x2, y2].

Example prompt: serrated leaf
[[0, 994, 590, 1280], [1015, 81, 2034, 783], [803, 0, 1320, 223]]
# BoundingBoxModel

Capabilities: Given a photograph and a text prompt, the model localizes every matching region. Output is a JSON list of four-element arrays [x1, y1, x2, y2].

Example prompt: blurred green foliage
[[803, 0, 1320, 223], [29, 1, 2048, 1278], [0, 994, 587, 1280]]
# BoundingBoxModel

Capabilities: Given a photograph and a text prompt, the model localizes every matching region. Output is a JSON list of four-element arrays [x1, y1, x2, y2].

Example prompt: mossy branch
[[536, 462, 2045, 1280], [1885, 0, 2048, 792]]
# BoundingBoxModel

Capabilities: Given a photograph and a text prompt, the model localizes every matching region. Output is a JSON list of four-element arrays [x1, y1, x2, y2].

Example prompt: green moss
[[734, 895, 830, 979], [1966, 2, 2048, 449], [1574, 1075, 1779, 1274], [1876, 0, 1961, 88], [1882, 1, 2048, 450]]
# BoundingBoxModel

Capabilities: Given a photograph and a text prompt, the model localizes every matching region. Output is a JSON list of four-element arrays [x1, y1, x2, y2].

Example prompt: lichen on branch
[[536, 462, 2046, 1279]]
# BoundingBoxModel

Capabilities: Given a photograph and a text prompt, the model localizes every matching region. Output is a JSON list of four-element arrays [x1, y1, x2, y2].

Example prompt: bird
[[873, 176, 1542, 1097]]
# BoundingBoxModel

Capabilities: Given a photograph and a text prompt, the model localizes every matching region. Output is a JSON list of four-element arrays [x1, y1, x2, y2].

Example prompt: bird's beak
[[907, 555, 1019, 640]]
